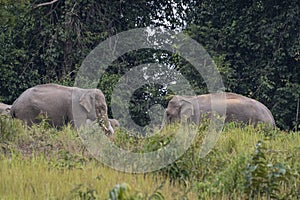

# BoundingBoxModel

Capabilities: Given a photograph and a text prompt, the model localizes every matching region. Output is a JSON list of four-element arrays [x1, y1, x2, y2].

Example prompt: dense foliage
[[185, 1, 300, 129], [0, 0, 299, 129]]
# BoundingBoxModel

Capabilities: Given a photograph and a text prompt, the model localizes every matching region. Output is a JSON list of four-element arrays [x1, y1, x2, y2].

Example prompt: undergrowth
[[0, 116, 299, 199]]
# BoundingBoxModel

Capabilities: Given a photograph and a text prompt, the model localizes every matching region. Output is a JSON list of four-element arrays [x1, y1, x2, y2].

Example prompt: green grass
[[0, 156, 192, 199], [0, 116, 299, 199]]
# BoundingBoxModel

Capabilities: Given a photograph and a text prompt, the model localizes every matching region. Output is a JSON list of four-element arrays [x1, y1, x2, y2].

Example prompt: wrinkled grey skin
[[10, 84, 114, 134], [0, 103, 11, 116], [109, 118, 120, 128], [162, 93, 275, 127]]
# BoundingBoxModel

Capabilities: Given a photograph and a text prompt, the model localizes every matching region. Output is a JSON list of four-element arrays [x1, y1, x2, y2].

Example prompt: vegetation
[[0, 0, 299, 130], [0, 116, 299, 199], [0, 1, 299, 199]]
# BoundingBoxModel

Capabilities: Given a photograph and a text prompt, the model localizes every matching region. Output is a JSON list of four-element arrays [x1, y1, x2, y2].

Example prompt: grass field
[[0, 116, 299, 199]]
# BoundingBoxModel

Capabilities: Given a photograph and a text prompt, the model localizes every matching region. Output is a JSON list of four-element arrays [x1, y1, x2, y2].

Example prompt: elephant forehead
[[94, 91, 105, 101], [167, 103, 178, 112], [168, 98, 180, 106], [166, 107, 178, 115]]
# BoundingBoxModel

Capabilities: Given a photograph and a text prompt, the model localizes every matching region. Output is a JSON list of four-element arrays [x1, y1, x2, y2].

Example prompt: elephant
[[162, 92, 275, 127], [109, 118, 120, 128], [0, 103, 11, 116], [10, 83, 114, 134]]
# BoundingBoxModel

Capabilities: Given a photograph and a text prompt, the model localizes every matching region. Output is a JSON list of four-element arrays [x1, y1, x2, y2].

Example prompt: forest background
[[0, 0, 299, 130]]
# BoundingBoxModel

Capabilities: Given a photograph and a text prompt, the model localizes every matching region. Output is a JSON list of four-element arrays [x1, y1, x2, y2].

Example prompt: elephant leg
[[20, 108, 41, 126]]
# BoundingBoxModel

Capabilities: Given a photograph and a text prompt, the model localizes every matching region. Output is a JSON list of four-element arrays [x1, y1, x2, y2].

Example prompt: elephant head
[[163, 96, 199, 125], [0, 103, 11, 116], [79, 89, 114, 135]]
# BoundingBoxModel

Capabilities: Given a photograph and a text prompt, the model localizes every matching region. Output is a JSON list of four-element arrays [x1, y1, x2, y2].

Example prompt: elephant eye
[[100, 105, 106, 111], [166, 111, 171, 117]]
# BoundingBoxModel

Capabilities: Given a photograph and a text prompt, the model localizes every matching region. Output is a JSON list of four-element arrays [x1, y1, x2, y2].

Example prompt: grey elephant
[[162, 92, 275, 127], [109, 118, 120, 128], [0, 103, 11, 116], [10, 83, 114, 134]]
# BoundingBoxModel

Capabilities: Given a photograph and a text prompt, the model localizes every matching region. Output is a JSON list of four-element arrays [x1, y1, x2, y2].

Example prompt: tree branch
[[33, 0, 59, 8]]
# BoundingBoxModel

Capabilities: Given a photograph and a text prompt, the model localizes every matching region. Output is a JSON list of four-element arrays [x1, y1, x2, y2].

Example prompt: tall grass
[[0, 155, 192, 199], [0, 116, 299, 199]]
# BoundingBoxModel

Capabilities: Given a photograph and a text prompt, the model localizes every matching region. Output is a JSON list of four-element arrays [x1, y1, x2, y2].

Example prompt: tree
[[1, 0, 299, 129], [184, 0, 300, 129]]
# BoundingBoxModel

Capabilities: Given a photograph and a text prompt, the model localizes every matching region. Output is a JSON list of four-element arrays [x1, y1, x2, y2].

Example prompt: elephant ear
[[180, 99, 194, 122], [79, 91, 94, 113]]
